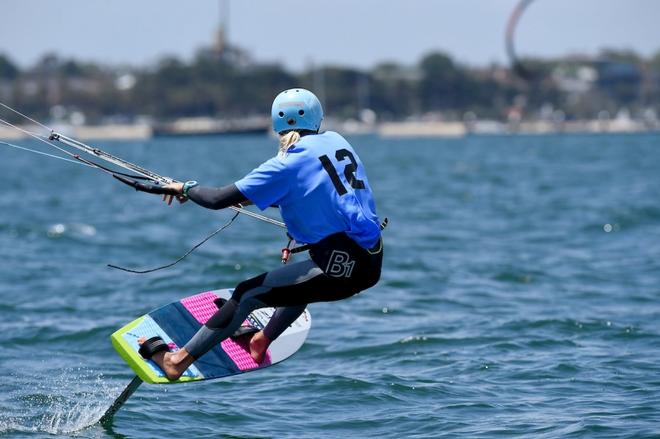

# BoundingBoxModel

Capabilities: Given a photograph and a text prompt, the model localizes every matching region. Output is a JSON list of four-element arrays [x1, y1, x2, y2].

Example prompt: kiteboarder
[[139, 88, 383, 379]]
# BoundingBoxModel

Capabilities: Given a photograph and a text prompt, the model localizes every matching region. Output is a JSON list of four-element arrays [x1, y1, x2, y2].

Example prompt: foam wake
[[0, 368, 123, 435]]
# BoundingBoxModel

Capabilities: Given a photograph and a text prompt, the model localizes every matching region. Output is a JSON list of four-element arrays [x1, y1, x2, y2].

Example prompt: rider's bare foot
[[138, 336, 195, 380], [249, 331, 272, 363]]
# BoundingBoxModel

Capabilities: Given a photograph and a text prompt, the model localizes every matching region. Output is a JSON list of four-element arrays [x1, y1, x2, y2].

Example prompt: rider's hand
[[162, 182, 186, 205]]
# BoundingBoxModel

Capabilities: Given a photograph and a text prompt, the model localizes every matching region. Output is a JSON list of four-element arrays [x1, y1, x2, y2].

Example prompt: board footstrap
[[138, 336, 169, 359]]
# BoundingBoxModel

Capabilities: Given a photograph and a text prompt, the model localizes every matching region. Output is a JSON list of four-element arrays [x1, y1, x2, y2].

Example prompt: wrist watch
[[182, 180, 199, 198]]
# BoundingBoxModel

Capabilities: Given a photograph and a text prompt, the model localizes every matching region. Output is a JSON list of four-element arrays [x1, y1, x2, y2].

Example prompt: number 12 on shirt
[[319, 149, 366, 196]]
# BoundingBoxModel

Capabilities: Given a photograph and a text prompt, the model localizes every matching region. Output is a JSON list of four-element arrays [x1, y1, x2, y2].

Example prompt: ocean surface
[[0, 132, 659, 438]]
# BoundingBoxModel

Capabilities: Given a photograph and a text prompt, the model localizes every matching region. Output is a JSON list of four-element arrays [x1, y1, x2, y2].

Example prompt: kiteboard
[[100, 289, 310, 425], [111, 288, 312, 384]]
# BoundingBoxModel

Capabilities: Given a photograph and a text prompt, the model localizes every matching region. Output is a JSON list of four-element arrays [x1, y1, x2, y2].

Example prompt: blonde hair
[[279, 131, 301, 153]]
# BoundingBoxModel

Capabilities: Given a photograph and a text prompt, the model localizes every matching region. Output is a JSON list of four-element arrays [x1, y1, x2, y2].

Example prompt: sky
[[1, 0, 659, 72]]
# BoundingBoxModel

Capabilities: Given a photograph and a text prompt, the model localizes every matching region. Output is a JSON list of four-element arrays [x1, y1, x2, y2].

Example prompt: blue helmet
[[271, 88, 324, 134]]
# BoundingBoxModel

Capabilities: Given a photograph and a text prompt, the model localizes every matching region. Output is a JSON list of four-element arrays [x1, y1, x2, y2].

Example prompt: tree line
[[0, 48, 658, 124]]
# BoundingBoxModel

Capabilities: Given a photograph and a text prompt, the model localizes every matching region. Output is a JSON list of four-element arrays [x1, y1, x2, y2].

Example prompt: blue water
[[1, 133, 659, 438]]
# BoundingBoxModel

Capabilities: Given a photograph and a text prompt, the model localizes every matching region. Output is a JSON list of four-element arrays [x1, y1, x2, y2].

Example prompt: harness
[[280, 218, 388, 264]]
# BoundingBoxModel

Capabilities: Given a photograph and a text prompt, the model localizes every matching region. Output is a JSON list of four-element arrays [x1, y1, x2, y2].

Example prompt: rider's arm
[[187, 184, 249, 210]]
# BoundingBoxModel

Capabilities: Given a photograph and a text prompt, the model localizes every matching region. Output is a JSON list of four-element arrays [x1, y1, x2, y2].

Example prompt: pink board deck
[[180, 291, 272, 370]]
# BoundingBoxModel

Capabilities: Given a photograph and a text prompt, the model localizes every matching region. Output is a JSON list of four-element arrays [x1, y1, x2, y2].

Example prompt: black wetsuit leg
[[263, 305, 307, 341], [184, 233, 383, 359]]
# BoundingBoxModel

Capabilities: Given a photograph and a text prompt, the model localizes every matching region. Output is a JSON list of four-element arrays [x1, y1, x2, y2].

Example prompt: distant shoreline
[[2, 118, 658, 141]]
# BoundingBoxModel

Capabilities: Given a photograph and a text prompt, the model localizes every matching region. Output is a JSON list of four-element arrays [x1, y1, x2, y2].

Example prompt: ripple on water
[[2, 134, 660, 437]]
